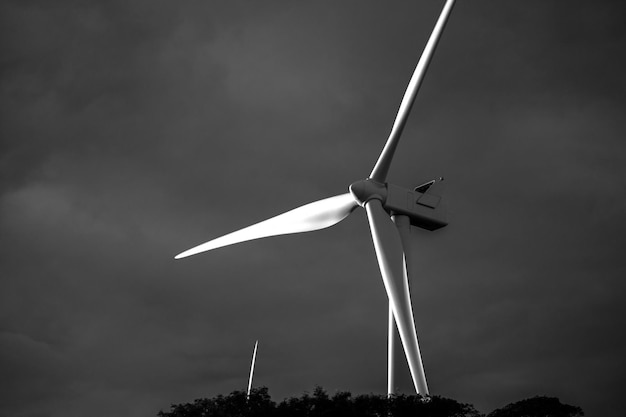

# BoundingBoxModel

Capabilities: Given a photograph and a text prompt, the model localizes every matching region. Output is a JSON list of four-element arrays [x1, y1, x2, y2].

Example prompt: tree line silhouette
[[158, 386, 583, 417]]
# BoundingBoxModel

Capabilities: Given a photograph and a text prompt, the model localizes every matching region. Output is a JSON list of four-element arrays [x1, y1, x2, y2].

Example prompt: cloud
[[1, 1, 625, 417]]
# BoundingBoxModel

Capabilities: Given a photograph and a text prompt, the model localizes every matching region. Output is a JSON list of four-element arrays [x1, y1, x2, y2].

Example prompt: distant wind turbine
[[176, 0, 456, 396], [247, 340, 259, 399]]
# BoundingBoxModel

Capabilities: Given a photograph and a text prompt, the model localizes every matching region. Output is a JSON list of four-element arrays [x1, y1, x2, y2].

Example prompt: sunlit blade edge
[[364, 199, 427, 395], [175, 193, 358, 259], [369, 0, 456, 182], [392, 215, 429, 395], [247, 340, 258, 398]]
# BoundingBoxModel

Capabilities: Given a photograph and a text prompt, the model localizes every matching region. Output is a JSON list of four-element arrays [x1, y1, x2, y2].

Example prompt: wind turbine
[[247, 340, 259, 399], [176, 0, 456, 396]]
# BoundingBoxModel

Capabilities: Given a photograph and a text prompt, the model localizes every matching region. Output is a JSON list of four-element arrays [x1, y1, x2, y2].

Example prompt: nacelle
[[384, 179, 447, 231], [349, 178, 447, 231]]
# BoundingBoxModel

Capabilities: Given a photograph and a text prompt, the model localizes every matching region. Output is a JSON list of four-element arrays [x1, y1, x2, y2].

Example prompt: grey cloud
[[1, 1, 625, 417]]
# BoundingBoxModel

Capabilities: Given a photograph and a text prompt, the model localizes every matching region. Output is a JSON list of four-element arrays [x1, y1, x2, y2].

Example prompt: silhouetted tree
[[351, 392, 389, 417], [247, 387, 276, 417], [159, 387, 485, 417], [161, 387, 584, 417], [158, 387, 275, 417], [275, 387, 390, 417], [487, 396, 584, 417], [388, 394, 482, 417]]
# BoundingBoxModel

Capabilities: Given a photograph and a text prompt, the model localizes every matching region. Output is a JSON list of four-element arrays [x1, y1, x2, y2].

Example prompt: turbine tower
[[176, 0, 456, 397]]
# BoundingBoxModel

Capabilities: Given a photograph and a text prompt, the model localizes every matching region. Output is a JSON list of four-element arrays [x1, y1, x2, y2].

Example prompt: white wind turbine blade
[[389, 214, 428, 395], [365, 199, 428, 395], [175, 193, 358, 259], [247, 340, 258, 399], [369, 0, 456, 183]]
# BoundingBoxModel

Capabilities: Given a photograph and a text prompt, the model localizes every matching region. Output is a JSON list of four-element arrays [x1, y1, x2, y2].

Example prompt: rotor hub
[[349, 179, 388, 207]]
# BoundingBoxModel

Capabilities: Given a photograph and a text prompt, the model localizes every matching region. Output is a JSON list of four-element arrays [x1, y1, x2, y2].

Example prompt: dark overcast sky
[[1, 1, 625, 416]]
